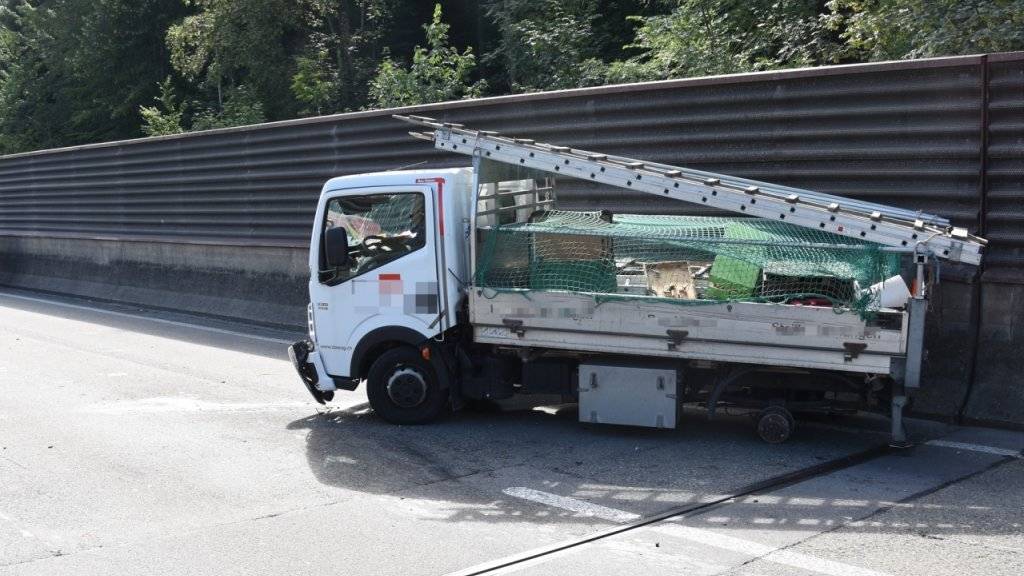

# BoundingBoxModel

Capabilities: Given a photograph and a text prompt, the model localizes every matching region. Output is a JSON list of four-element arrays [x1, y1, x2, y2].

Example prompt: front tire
[[366, 347, 447, 424]]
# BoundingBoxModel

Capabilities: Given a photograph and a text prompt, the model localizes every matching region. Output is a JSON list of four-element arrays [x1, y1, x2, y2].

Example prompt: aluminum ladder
[[394, 114, 987, 266]]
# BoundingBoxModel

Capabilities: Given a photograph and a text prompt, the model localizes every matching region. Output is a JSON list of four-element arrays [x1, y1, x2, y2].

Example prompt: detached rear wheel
[[366, 347, 447, 424], [756, 406, 796, 444]]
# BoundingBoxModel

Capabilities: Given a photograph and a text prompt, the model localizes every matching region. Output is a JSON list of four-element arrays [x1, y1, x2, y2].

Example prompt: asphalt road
[[0, 290, 1021, 576]]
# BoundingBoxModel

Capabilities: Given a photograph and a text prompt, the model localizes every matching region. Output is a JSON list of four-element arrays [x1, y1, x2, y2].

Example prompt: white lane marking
[[503, 487, 641, 523], [653, 523, 894, 576], [0, 291, 295, 344], [925, 439, 1022, 458]]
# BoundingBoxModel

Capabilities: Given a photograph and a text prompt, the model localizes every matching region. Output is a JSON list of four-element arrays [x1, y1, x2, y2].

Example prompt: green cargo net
[[475, 210, 901, 315]]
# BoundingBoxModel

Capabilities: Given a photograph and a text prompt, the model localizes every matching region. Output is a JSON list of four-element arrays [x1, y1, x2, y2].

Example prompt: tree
[[3, 0, 1022, 154], [603, 1, 831, 82], [140, 77, 186, 136], [290, 0, 393, 115], [483, 0, 606, 92], [368, 4, 485, 108], [824, 0, 1024, 61], [605, 0, 748, 82], [190, 84, 266, 130], [166, 0, 303, 120], [0, 0, 187, 153]]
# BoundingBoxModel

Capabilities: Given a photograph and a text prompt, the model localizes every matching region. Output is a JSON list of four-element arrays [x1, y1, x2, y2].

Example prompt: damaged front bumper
[[288, 340, 336, 404]]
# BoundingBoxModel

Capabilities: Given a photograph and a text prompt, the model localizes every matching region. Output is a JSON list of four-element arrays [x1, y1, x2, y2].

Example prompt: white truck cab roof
[[321, 167, 472, 195]]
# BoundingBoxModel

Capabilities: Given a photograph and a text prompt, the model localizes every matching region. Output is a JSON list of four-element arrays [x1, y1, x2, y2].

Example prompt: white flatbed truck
[[289, 116, 987, 443]]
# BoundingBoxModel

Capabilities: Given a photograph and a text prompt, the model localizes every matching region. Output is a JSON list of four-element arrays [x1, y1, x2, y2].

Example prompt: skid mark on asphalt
[[496, 488, 893, 576]]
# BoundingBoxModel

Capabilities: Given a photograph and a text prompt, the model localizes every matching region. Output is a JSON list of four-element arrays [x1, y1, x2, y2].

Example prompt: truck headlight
[[307, 303, 316, 342]]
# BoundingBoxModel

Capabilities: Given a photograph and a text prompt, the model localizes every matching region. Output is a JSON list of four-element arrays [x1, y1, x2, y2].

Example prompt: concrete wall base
[[963, 279, 1024, 428], [0, 236, 309, 329]]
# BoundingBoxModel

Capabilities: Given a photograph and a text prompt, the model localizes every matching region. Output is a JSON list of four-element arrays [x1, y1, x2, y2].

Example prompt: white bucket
[[868, 275, 911, 309]]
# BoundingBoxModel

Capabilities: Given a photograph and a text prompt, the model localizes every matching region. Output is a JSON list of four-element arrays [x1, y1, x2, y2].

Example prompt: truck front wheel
[[366, 347, 448, 424]]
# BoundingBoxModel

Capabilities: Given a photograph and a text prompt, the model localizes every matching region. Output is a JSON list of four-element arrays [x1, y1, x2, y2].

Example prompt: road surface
[[1, 290, 1021, 576]]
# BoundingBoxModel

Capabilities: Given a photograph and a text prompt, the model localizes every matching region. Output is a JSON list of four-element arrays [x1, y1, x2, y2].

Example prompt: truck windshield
[[320, 192, 426, 284]]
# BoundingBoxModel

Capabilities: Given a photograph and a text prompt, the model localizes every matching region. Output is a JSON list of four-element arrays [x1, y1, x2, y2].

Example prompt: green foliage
[[291, 51, 336, 115], [140, 77, 186, 136], [0, 0, 1021, 154], [289, 0, 393, 115], [605, 0, 829, 82], [191, 84, 266, 130], [606, 1, 747, 82], [369, 4, 485, 108], [166, 0, 300, 120], [484, 0, 606, 92], [825, 0, 1024, 61], [0, 0, 187, 153]]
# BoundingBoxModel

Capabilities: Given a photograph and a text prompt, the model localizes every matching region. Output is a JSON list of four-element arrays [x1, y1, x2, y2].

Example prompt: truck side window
[[319, 192, 426, 285]]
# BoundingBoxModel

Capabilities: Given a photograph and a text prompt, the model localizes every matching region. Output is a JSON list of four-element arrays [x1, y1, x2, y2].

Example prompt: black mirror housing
[[324, 227, 350, 268]]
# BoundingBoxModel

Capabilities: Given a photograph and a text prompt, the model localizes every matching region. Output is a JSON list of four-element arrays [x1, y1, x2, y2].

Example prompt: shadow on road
[[279, 401, 1004, 536]]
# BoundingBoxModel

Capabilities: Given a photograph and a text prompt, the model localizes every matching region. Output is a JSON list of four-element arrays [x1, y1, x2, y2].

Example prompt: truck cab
[[289, 168, 473, 420]]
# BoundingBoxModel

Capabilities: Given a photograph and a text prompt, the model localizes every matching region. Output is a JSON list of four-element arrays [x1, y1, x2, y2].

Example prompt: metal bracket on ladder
[[394, 115, 987, 267]]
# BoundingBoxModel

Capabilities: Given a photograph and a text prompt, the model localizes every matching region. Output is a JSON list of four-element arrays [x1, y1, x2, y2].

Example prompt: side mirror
[[324, 227, 350, 268]]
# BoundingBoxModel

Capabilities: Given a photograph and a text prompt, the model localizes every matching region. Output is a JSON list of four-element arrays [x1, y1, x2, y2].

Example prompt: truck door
[[310, 185, 441, 377]]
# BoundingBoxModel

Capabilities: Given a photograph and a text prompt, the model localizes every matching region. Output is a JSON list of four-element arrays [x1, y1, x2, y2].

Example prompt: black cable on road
[[446, 443, 892, 576]]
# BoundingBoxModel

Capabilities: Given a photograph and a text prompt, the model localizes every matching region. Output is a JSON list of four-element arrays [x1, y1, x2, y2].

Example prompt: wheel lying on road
[[366, 346, 448, 425], [756, 406, 796, 444]]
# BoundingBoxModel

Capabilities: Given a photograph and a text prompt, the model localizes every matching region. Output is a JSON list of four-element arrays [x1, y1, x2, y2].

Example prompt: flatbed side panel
[[473, 324, 893, 374], [469, 291, 906, 356]]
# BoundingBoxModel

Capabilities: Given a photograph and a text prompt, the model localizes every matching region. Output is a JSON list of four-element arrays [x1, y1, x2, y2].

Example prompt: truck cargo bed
[[469, 290, 907, 374]]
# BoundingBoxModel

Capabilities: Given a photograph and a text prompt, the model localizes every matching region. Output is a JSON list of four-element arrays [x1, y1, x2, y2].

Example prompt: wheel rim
[[386, 366, 428, 408], [758, 412, 791, 444]]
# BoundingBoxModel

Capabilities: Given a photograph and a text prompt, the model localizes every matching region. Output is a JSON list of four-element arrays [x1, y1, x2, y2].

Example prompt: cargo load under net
[[475, 210, 901, 315]]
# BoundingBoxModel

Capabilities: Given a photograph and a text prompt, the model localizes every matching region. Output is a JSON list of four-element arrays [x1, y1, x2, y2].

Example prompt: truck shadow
[[284, 402, 1010, 536]]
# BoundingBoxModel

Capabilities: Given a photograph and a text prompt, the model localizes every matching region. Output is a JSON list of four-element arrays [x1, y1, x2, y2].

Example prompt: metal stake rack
[[394, 114, 987, 266]]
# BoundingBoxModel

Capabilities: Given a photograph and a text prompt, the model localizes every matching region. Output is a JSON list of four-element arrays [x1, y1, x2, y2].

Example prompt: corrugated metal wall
[[985, 53, 1024, 279], [0, 53, 1014, 252]]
